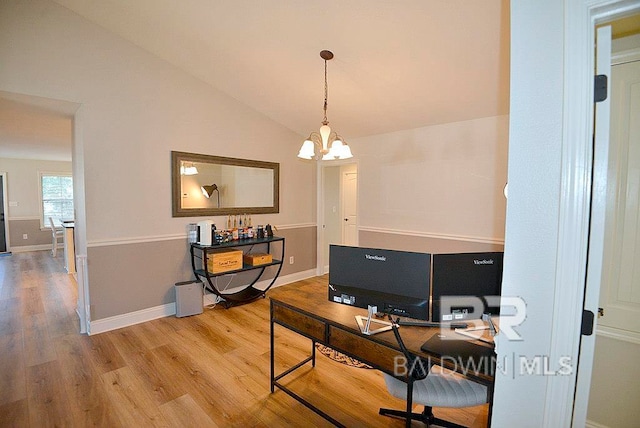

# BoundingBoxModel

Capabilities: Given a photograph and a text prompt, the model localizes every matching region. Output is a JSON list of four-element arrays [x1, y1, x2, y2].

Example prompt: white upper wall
[[352, 115, 509, 242], [0, 0, 314, 243]]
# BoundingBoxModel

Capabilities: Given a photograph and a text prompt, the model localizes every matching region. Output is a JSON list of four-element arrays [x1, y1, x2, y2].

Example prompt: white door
[[341, 170, 357, 246], [572, 25, 612, 427]]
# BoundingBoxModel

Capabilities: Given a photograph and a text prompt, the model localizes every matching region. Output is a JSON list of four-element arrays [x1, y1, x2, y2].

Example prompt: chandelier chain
[[323, 59, 328, 124]]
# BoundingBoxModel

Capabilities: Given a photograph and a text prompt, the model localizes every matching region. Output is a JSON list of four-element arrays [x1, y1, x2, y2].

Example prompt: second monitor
[[431, 252, 504, 322]]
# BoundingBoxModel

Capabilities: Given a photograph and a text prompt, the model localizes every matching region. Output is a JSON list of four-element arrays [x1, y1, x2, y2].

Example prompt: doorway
[[319, 162, 358, 274], [586, 28, 640, 427], [0, 173, 8, 253], [569, 12, 640, 427], [0, 91, 87, 333]]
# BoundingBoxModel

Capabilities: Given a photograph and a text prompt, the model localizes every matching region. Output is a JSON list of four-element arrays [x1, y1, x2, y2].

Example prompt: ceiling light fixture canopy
[[297, 50, 353, 161]]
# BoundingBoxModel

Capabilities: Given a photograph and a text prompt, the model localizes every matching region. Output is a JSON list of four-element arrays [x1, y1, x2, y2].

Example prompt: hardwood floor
[[0, 251, 488, 427]]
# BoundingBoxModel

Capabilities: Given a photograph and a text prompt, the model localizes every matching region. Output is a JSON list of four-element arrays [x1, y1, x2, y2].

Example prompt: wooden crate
[[243, 252, 273, 266], [207, 249, 243, 273]]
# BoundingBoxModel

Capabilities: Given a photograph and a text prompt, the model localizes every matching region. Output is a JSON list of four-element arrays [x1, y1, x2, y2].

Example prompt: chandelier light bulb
[[320, 124, 331, 152]]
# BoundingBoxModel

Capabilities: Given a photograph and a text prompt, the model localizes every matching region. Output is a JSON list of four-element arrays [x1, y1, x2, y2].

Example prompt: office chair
[[49, 217, 64, 257], [379, 318, 488, 428]]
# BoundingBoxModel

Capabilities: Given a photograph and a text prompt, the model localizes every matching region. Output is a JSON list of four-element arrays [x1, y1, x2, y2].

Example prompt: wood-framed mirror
[[171, 151, 279, 217]]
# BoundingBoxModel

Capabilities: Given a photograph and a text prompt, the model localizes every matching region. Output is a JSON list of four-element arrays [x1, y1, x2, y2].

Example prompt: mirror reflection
[[171, 151, 279, 217]]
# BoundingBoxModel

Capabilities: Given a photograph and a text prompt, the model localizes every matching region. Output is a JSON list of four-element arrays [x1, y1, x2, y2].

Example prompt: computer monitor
[[431, 252, 504, 322], [328, 245, 431, 320]]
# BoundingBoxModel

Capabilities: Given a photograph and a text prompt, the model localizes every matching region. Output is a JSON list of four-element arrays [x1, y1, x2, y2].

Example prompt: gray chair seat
[[379, 317, 491, 427], [383, 367, 488, 408]]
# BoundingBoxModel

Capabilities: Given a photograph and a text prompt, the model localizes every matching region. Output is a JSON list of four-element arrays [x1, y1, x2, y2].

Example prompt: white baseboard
[[10, 245, 52, 253], [255, 268, 317, 290], [87, 269, 318, 335], [596, 325, 640, 345], [585, 419, 609, 428], [89, 302, 176, 335]]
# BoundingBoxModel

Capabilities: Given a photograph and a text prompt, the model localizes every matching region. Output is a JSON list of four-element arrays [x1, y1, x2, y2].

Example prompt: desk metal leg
[[270, 321, 344, 426], [487, 377, 495, 427], [270, 307, 275, 393]]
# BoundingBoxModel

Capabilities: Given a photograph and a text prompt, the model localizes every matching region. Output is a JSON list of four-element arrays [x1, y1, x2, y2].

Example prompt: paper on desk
[[454, 324, 496, 344]]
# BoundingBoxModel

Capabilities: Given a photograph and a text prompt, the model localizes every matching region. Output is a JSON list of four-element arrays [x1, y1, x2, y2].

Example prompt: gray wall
[[9, 219, 54, 248], [359, 230, 503, 254], [87, 225, 315, 319]]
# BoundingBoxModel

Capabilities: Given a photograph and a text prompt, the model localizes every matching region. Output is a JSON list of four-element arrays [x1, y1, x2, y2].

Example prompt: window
[[40, 172, 74, 228]]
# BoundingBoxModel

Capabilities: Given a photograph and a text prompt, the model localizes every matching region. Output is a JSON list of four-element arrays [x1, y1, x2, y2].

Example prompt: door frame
[[339, 166, 358, 247], [572, 23, 612, 427], [0, 172, 9, 252], [316, 159, 359, 276], [596, 42, 640, 338], [72, 106, 90, 334], [550, 1, 640, 426]]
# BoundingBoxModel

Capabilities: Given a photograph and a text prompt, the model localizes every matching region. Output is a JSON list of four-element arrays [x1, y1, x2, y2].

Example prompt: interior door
[[0, 174, 6, 252], [341, 170, 357, 246], [572, 25, 611, 427]]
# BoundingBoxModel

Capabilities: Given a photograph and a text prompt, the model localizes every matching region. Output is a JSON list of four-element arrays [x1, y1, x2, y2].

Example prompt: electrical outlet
[[289, 256, 294, 265], [22, 233, 28, 240]]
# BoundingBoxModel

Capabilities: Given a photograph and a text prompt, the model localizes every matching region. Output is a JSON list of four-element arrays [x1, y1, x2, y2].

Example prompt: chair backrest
[[389, 316, 430, 380], [49, 217, 62, 238]]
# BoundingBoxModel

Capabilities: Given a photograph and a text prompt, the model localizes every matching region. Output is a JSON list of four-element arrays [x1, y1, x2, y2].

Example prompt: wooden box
[[243, 252, 273, 266], [207, 249, 243, 273]]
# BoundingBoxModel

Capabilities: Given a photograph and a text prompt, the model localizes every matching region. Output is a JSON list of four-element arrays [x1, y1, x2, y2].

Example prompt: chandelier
[[297, 50, 353, 161]]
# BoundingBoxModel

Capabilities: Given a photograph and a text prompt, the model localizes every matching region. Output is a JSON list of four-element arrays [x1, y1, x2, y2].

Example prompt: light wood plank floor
[[0, 251, 488, 427]]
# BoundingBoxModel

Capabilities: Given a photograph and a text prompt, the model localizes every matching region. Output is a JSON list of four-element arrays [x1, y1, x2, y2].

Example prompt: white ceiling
[[1, 0, 510, 161]]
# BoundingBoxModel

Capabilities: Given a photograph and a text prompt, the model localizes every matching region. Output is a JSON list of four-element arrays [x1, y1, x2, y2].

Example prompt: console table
[[190, 236, 284, 307]]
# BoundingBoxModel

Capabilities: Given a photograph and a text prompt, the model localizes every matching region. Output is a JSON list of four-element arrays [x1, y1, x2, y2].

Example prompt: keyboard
[[397, 320, 468, 329]]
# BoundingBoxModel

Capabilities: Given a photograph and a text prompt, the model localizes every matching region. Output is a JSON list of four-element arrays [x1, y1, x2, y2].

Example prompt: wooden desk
[[269, 280, 495, 427]]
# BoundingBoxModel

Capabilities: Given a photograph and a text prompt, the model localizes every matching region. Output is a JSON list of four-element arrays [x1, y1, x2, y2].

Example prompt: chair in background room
[[379, 318, 489, 428], [49, 217, 64, 257]]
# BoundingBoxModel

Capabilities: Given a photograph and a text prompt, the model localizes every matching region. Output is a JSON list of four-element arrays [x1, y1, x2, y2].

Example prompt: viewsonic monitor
[[328, 245, 431, 320], [431, 252, 504, 322]]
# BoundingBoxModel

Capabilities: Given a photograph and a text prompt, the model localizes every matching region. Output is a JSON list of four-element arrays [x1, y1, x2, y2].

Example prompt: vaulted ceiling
[[1, 0, 511, 160]]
